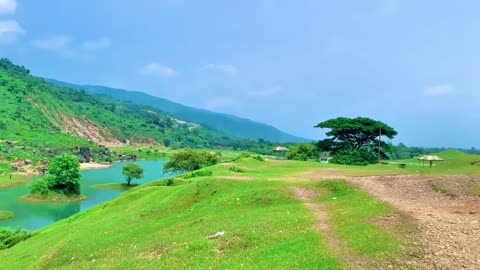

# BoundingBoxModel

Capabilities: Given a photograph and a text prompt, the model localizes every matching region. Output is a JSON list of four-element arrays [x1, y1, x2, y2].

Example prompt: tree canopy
[[315, 117, 397, 165], [48, 154, 81, 195], [122, 164, 144, 186], [164, 150, 219, 173]]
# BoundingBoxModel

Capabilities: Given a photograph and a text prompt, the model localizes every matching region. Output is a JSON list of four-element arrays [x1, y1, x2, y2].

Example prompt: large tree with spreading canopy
[[315, 117, 398, 164]]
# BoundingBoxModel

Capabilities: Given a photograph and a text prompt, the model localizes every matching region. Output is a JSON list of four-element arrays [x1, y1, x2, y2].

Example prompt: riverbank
[[0, 210, 14, 221], [91, 183, 139, 191], [80, 163, 112, 170], [21, 194, 88, 203], [0, 174, 32, 189]]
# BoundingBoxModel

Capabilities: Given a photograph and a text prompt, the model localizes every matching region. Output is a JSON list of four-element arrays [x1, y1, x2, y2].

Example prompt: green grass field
[[0, 150, 479, 269]]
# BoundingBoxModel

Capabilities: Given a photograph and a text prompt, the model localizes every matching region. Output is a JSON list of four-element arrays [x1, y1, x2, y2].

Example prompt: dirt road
[[348, 175, 480, 269]]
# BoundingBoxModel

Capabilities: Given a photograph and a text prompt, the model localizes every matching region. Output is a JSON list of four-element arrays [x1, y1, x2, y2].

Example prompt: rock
[[25, 159, 32, 165], [79, 147, 92, 163]]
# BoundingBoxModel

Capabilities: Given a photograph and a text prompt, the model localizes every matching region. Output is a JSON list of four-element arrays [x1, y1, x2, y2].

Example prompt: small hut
[[273, 146, 289, 160], [418, 155, 444, 168], [320, 152, 332, 164]]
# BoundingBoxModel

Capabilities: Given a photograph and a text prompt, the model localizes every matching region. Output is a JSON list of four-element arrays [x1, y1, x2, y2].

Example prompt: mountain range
[[46, 79, 307, 143]]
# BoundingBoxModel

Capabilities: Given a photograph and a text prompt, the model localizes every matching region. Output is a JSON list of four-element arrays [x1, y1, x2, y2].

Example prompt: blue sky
[[1, 0, 479, 148]]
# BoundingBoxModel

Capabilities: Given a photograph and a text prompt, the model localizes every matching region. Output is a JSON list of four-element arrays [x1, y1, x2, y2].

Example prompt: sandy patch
[[215, 176, 255, 181], [80, 163, 112, 170]]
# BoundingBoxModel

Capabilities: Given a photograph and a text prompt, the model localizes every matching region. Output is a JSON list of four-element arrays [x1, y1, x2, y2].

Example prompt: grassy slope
[[0, 158, 425, 269]]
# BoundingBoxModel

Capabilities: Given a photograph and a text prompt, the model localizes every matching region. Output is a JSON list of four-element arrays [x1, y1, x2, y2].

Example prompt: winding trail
[[291, 187, 371, 269]]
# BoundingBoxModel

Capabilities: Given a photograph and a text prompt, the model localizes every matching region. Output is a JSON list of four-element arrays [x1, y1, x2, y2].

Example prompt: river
[[0, 160, 172, 231]]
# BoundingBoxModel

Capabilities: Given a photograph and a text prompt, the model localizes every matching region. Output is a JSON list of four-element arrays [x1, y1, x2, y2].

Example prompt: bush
[[253, 155, 265, 162], [165, 178, 175, 186], [286, 143, 319, 161], [229, 166, 245, 173], [183, 170, 213, 179], [0, 228, 32, 250], [164, 150, 219, 173], [30, 176, 54, 196], [331, 149, 378, 166]]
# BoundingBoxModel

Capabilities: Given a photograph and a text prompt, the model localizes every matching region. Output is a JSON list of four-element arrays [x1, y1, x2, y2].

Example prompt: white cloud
[[204, 96, 236, 110], [246, 86, 281, 98], [83, 37, 111, 50], [425, 84, 454, 97], [139, 62, 176, 78], [31, 36, 70, 50], [202, 64, 239, 76], [0, 0, 16, 15], [0, 20, 24, 44]]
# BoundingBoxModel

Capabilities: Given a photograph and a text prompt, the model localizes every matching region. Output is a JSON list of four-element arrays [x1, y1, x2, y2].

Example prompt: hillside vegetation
[[0, 59, 279, 167], [47, 79, 306, 143]]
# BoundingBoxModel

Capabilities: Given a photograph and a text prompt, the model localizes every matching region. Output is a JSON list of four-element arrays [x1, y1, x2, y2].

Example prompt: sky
[[0, 0, 479, 148]]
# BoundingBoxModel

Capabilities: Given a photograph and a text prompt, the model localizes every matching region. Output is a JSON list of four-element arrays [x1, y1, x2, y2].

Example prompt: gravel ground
[[349, 175, 480, 270]]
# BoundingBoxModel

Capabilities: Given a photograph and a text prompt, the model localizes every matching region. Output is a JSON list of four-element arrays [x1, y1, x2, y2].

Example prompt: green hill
[[47, 79, 307, 143], [0, 158, 418, 269], [0, 58, 274, 162]]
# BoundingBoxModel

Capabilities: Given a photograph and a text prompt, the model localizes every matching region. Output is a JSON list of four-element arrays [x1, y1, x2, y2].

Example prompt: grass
[[474, 187, 480, 197], [21, 193, 88, 203], [314, 181, 405, 260], [0, 174, 32, 189], [0, 179, 339, 269], [0, 156, 425, 269], [2, 150, 478, 268], [0, 211, 14, 221], [91, 183, 139, 191]]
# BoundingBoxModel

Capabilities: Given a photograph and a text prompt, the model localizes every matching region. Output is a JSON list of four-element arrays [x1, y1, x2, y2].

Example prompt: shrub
[[0, 228, 32, 250], [229, 166, 245, 173], [253, 155, 265, 162], [183, 170, 213, 179], [164, 150, 219, 173], [30, 176, 54, 196], [165, 178, 175, 186], [286, 143, 319, 161], [331, 149, 378, 166]]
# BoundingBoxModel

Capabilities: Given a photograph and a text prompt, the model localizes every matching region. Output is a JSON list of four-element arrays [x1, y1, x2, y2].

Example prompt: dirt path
[[291, 187, 373, 269], [348, 175, 480, 269]]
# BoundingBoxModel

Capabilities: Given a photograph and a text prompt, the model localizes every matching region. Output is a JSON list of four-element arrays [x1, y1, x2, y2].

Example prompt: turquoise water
[[0, 160, 172, 231]]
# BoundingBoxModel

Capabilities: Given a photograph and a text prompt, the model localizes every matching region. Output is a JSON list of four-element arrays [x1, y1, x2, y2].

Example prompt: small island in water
[[0, 210, 14, 221], [22, 154, 88, 203]]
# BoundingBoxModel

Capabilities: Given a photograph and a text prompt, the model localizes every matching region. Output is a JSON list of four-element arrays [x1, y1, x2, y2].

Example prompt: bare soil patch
[[215, 176, 256, 181], [80, 163, 112, 171], [349, 175, 480, 269], [291, 187, 377, 269]]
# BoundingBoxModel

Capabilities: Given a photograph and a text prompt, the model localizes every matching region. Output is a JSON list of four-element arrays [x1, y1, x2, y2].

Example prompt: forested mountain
[[47, 79, 307, 143], [0, 59, 275, 154]]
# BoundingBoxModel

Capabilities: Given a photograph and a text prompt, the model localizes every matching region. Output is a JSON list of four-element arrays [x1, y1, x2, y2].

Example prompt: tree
[[286, 143, 319, 161], [164, 150, 219, 173], [48, 154, 81, 195], [315, 117, 397, 164], [122, 164, 144, 186]]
